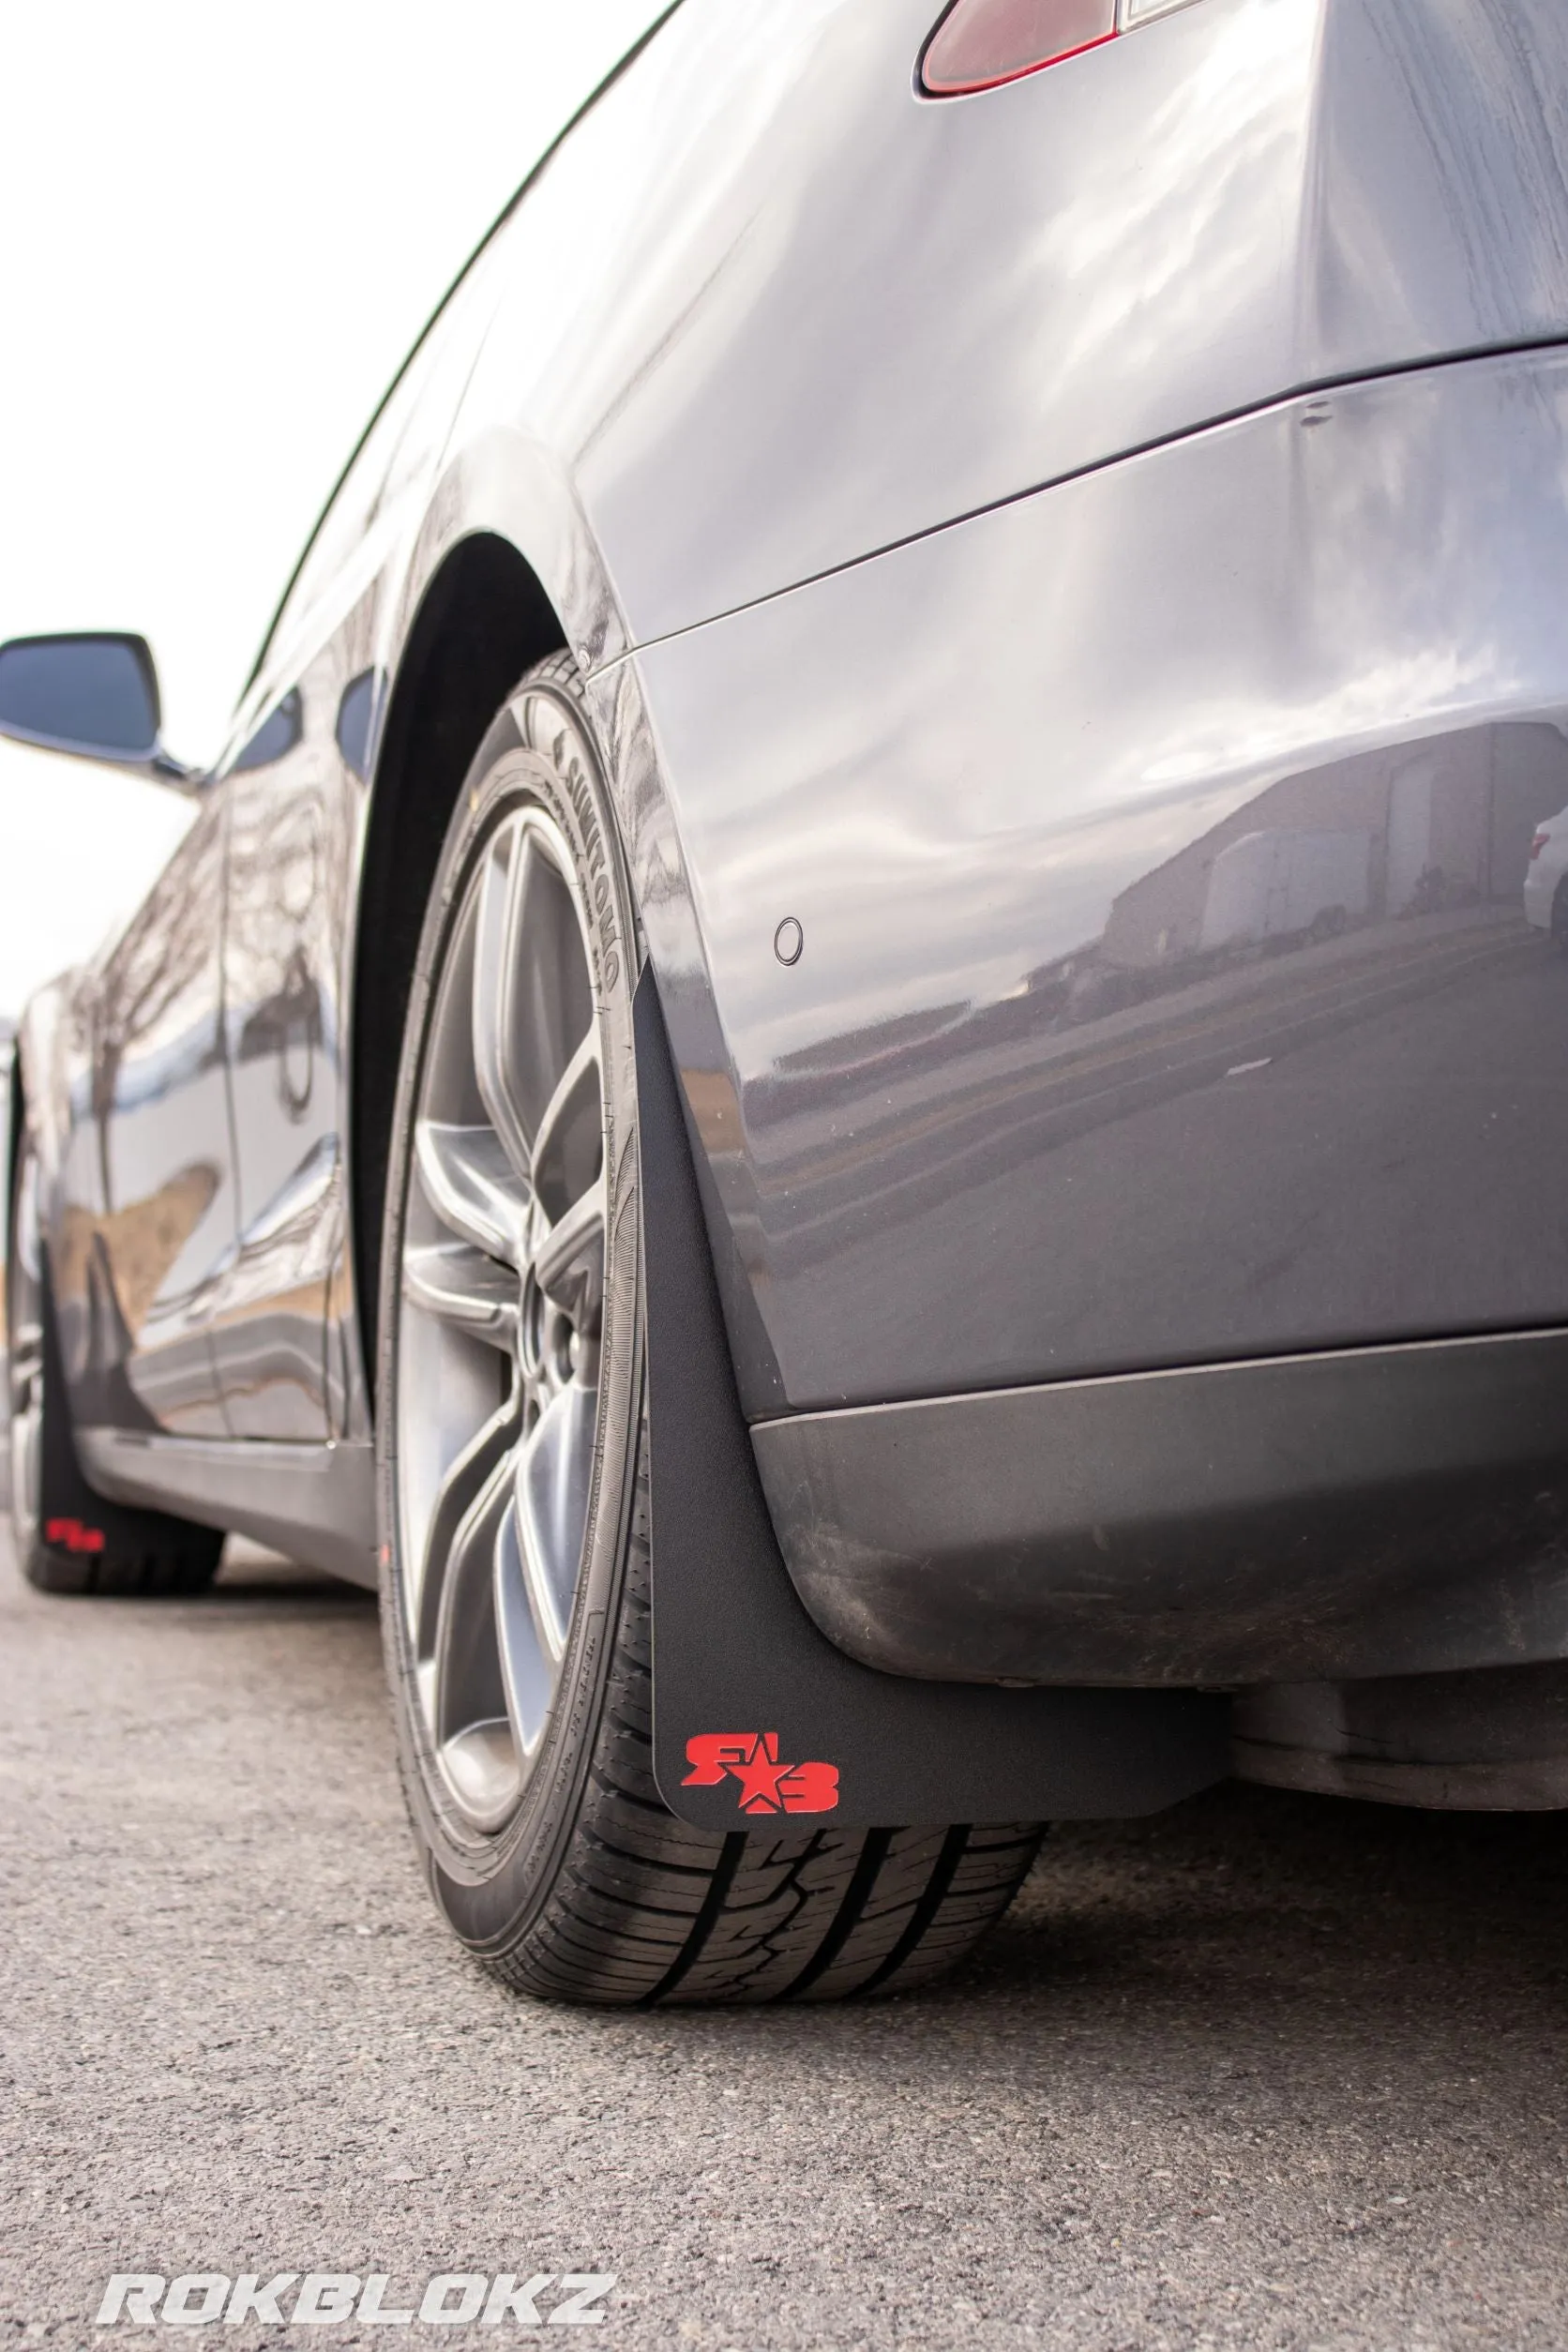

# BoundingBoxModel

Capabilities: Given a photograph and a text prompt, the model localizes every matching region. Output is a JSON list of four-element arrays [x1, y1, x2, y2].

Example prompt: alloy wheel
[[395, 806, 606, 1832]]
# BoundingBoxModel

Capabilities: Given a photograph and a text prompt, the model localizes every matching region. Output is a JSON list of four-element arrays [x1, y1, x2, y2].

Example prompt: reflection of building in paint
[[1103, 723, 1568, 972], [1199, 828, 1372, 951]]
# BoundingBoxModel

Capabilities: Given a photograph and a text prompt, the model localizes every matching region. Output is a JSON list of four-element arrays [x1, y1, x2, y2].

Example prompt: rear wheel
[[7, 1124, 222, 1596], [377, 655, 1045, 2004]]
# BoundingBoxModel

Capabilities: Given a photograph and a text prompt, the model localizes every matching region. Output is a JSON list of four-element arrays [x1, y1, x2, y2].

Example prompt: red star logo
[[728, 1733, 792, 1813]]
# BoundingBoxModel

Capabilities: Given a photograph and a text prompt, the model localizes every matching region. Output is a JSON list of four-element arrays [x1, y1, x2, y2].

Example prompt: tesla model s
[[8, 0, 1568, 2003]]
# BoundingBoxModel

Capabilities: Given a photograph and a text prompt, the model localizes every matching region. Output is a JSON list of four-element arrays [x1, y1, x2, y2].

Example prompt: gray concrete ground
[[4, 1532, 1568, 2351]]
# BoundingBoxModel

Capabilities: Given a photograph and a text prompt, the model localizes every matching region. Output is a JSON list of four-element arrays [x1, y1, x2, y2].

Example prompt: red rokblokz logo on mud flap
[[683, 1733, 839, 1815], [46, 1517, 105, 1554]]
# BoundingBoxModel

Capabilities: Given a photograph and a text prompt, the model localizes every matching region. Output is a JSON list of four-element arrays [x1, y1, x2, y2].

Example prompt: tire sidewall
[[376, 665, 641, 1952]]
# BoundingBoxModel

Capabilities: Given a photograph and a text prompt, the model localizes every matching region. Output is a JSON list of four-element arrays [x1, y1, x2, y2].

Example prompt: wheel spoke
[[435, 1722, 523, 1828], [514, 1380, 597, 1662], [492, 1497, 557, 1758], [13, 1150, 42, 1285], [9, 1320, 42, 1401], [415, 1120, 530, 1266], [534, 1180, 606, 1336], [430, 1440, 518, 1822], [472, 818, 538, 1177], [473, 821, 590, 1174], [403, 1241, 520, 1351], [411, 1395, 517, 1651], [508, 833, 594, 1138], [529, 1030, 602, 1225]]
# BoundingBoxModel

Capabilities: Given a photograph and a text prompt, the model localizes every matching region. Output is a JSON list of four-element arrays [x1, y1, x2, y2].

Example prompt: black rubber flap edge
[[635, 970, 1229, 1830]]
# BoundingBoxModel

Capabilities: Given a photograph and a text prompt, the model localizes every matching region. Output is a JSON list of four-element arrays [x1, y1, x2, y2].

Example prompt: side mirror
[[0, 633, 198, 791]]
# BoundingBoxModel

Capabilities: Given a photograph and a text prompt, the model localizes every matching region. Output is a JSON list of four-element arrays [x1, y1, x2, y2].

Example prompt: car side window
[[334, 669, 384, 782], [231, 687, 302, 774]]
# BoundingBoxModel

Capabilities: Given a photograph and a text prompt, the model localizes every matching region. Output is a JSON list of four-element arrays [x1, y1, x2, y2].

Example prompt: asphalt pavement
[[5, 1530, 1568, 2349]]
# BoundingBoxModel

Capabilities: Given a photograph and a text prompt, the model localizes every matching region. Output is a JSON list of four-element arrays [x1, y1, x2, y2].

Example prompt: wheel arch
[[347, 531, 568, 1397]]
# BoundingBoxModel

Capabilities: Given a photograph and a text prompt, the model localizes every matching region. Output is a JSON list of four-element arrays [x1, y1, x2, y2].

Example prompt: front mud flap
[[634, 970, 1229, 1832]]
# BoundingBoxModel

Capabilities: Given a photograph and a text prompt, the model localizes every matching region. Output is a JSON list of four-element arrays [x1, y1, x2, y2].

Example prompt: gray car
[[8, 0, 1568, 2005]]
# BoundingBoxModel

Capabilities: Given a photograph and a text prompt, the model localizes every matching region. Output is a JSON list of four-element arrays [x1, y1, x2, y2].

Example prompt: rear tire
[[7, 1123, 222, 1596], [377, 655, 1045, 2004], [495, 1490, 1046, 2005]]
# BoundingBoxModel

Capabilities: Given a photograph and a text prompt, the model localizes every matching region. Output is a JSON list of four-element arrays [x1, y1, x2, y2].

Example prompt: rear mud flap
[[635, 970, 1229, 1831]]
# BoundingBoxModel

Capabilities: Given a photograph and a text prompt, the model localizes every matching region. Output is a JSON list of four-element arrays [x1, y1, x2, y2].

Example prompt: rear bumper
[[751, 1330, 1568, 1687]]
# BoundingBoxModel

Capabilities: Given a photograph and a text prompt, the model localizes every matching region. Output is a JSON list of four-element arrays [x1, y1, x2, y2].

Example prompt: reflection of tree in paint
[[89, 794, 225, 1210], [55, 1164, 219, 1337], [223, 602, 370, 1089]]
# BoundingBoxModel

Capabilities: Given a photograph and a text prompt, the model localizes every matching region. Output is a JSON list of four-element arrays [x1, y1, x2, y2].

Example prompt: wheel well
[[349, 534, 566, 1398]]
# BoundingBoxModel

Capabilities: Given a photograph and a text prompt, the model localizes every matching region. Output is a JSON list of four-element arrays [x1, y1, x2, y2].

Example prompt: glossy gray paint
[[13, 0, 1568, 1694], [55, 792, 236, 1439], [76, 1426, 376, 1586], [214, 662, 361, 1442], [633, 348, 1568, 1410], [454, 0, 1568, 646]]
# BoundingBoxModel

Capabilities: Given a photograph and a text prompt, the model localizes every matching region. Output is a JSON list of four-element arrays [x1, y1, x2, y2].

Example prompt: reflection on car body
[[1523, 801, 1568, 945]]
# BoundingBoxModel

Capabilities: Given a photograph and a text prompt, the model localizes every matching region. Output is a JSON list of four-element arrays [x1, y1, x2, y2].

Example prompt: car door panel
[[211, 259, 501, 1441], [52, 789, 235, 1437], [212, 657, 358, 1439]]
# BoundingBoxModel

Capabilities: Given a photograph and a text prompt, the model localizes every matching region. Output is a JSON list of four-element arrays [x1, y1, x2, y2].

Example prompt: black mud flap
[[34, 1250, 218, 1576], [635, 972, 1229, 1832]]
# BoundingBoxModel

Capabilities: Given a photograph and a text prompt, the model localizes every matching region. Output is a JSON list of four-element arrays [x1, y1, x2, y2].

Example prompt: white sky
[[0, 0, 663, 1021]]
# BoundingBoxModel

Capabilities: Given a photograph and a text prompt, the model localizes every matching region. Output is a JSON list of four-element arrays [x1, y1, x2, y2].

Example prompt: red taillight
[[920, 0, 1200, 97], [921, 0, 1114, 92], [1531, 831, 1552, 862]]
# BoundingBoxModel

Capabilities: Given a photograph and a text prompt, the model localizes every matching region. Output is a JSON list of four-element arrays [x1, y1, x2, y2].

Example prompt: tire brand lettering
[[551, 737, 620, 987], [682, 1732, 840, 1815]]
